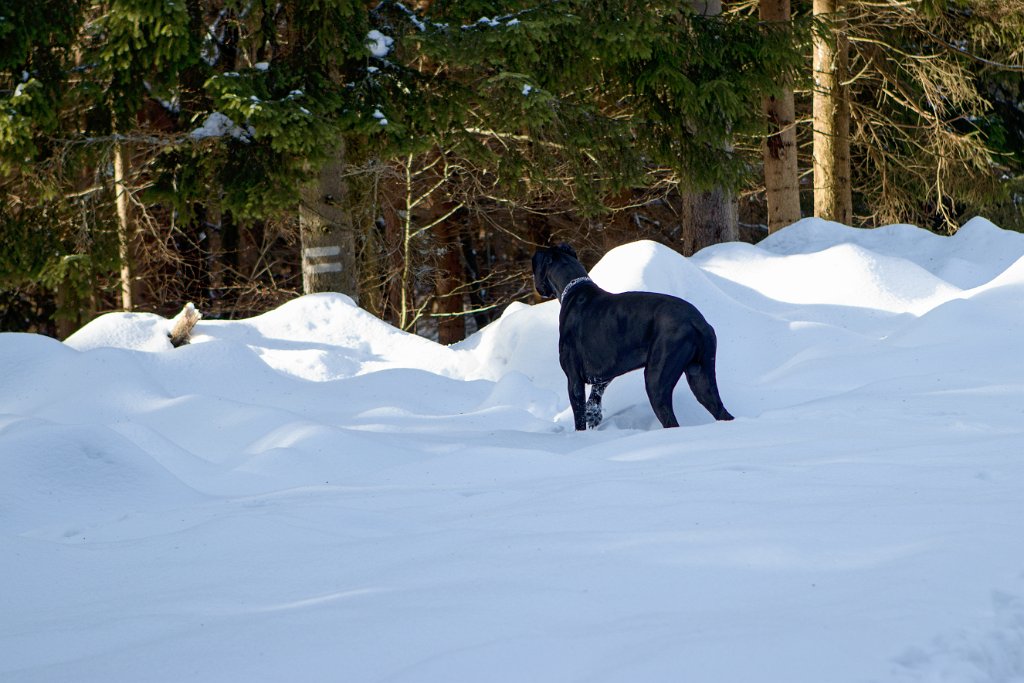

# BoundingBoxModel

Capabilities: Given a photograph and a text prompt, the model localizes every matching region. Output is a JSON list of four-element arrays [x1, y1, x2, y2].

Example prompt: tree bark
[[760, 0, 802, 233], [813, 0, 853, 224], [299, 145, 359, 298], [680, 187, 739, 256]]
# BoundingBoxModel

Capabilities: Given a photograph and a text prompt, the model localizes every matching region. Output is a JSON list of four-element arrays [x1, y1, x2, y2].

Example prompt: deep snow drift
[[3, 217, 1024, 682]]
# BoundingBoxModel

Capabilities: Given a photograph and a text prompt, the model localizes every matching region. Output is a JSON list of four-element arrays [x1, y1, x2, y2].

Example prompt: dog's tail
[[686, 324, 734, 421]]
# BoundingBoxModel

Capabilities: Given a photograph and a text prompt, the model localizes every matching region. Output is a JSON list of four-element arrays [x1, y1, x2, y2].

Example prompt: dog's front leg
[[585, 380, 609, 429]]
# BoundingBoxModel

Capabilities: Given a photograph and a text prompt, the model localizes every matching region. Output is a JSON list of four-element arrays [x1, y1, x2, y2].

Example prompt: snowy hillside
[[3, 217, 1024, 682]]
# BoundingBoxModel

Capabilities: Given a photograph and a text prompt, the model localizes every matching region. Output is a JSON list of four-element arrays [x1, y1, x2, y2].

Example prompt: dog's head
[[531, 243, 581, 299]]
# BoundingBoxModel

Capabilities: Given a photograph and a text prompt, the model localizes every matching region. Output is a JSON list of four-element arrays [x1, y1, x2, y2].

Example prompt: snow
[[366, 30, 394, 58], [4, 217, 1024, 682], [189, 112, 252, 142]]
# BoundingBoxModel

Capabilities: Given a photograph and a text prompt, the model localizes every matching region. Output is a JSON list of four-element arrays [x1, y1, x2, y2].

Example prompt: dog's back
[[561, 288, 713, 381]]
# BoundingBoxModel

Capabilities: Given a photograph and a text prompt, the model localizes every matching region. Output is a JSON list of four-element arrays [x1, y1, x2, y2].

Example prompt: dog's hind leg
[[644, 338, 692, 428], [684, 342, 734, 422], [585, 380, 610, 429]]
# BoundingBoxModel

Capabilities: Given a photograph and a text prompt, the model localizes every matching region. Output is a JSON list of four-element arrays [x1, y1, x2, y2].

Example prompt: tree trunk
[[461, 228, 491, 333], [299, 145, 358, 298], [813, 0, 853, 224], [680, 187, 739, 256], [205, 205, 226, 318], [433, 210, 465, 345], [377, 179, 405, 327], [54, 280, 80, 340], [682, 0, 739, 255], [760, 0, 802, 233], [113, 139, 135, 311]]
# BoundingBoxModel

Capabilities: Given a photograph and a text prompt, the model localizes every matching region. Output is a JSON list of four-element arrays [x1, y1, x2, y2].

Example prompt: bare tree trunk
[[761, 0, 802, 233], [299, 145, 359, 298], [113, 139, 135, 311], [682, 0, 739, 254], [813, 0, 853, 224]]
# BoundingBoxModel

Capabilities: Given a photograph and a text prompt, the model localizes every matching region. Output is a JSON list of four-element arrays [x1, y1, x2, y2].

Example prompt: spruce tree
[[0, 0, 100, 334]]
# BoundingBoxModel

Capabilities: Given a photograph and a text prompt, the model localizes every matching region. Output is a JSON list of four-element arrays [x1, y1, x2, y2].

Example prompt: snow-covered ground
[[3, 217, 1024, 682]]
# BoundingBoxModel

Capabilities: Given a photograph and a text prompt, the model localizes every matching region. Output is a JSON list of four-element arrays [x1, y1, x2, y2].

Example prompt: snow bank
[[5, 218, 1024, 682]]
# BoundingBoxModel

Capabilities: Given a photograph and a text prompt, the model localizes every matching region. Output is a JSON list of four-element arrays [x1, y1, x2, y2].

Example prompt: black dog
[[532, 243, 734, 430]]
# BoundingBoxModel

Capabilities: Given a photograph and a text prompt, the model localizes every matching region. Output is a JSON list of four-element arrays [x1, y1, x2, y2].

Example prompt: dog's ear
[[531, 250, 546, 274], [531, 251, 555, 298], [556, 243, 577, 260]]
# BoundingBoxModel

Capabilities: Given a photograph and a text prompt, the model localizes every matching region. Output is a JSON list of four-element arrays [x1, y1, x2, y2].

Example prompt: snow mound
[[755, 216, 1024, 290], [66, 311, 176, 352], [699, 240, 961, 315], [4, 217, 1024, 683]]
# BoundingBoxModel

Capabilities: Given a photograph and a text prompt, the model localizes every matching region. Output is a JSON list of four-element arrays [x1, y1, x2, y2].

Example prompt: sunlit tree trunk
[[113, 139, 135, 311], [813, 0, 853, 224], [761, 0, 802, 233]]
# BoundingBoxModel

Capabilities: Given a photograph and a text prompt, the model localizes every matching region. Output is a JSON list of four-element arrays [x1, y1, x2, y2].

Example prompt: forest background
[[2, 0, 1022, 342]]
